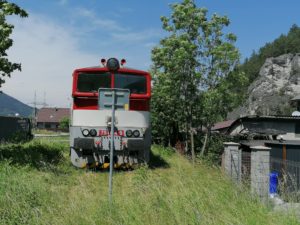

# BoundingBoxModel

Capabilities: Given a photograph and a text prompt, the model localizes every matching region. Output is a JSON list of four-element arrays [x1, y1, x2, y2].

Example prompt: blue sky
[[2, 0, 300, 107]]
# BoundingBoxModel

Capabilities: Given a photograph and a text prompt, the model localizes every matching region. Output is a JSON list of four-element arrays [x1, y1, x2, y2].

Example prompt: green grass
[[32, 129, 60, 135], [33, 129, 69, 135], [0, 139, 299, 225]]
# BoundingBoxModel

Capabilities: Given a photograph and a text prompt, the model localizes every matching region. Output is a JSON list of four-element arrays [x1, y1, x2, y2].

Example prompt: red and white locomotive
[[70, 58, 151, 168]]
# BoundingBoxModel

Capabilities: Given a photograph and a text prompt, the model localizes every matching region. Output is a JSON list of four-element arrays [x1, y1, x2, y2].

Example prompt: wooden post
[[282, 144, 287, 172]]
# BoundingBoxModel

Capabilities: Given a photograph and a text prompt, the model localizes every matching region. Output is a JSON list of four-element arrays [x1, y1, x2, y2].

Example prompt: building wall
[[37, 122, 59, 130]]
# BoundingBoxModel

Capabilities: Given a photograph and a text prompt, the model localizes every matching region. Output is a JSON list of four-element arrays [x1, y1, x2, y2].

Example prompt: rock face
[[228, 54, 300, 119]]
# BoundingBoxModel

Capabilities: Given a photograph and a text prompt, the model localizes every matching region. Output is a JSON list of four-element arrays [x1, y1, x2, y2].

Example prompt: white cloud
[[1, 11, 161, 107], [75, 8, 162, 44], [76, 7, 126, 32], [3, 14, 99, 107], [76, 8, 94, 18], [111, 29, 162, 43]]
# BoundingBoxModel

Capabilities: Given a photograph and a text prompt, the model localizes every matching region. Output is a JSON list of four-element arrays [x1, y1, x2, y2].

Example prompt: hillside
[[0, 138, 298, 225], [228, 25, 300, 117], [228, 53, 300, 118], [227, 24, 300, 119], [0, 92, 33, 117], [241, 24, 300, 86]]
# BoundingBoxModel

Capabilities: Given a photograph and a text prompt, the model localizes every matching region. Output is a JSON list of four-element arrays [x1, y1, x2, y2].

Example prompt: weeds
[[0, 139, 298, 224]]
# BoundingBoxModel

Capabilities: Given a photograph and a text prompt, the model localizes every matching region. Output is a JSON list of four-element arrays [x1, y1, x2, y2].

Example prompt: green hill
[[0, 138, 298, 225], [0, 92, 33, 117]]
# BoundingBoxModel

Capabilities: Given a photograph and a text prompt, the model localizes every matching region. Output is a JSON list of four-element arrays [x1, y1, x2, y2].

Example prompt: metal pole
[[238, 149, 241, 183], [109, 89, 115, 203]]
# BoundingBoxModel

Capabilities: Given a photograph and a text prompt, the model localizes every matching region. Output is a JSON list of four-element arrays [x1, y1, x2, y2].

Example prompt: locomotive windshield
[[115, 73, 146, 94], [76, 72, 147, 94], [77, 72, 111, 92]]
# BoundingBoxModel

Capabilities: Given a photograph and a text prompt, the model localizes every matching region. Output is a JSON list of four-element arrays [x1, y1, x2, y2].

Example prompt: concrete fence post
[[250, 145, 271, 199], [223, 142, 241, 182]]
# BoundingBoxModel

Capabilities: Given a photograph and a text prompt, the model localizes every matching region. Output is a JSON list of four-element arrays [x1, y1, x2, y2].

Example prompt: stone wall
[[250, 146, 271, 199], [223, 142, 271, 199]]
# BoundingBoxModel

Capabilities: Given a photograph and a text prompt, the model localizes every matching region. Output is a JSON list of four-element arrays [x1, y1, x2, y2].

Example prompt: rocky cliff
[[228, 53, 300, 119]]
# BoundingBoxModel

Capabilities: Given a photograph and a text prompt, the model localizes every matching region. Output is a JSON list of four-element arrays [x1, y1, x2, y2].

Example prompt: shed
[[212, 120, 235, 134], [227, 115, 300, 141]]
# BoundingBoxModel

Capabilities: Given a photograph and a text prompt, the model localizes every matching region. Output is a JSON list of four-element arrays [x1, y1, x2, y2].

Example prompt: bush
[[59, 117, 70, 131]]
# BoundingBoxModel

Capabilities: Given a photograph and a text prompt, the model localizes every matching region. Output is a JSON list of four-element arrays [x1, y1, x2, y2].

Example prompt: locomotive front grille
[[101, 136, 122, 151]]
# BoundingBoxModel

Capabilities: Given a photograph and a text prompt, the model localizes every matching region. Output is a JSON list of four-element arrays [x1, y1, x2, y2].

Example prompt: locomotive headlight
[[133, 130, 140, 137], [82, 129, 89, 137], [126, 130, 133, 137], [89, 129, 97, 137], [106, 58, 120, 71]]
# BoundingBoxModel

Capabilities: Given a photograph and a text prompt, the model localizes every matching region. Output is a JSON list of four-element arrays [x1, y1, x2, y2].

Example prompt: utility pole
[[43, 91, 47, 107], [28, 91, 48, 127]]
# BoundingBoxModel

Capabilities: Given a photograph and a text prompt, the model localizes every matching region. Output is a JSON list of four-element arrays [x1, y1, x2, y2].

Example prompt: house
[[36, 107, 69, 130], [222, 96, 300, 194]]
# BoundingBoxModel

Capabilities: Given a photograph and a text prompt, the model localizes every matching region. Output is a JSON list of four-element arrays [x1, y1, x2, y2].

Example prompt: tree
[[0, 0, 28, 87], [151, 0, 245, 160], [59, 116, 70, 131]]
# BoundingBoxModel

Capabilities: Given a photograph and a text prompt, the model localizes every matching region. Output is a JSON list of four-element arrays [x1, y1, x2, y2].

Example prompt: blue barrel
[[269, 172, 279, 194]]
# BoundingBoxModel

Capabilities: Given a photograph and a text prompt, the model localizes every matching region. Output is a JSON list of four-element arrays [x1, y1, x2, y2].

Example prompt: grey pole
[[109, 89, 115, 203]]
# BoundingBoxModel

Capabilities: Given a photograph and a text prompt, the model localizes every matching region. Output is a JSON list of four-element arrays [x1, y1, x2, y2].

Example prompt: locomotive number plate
[[98, 130, 125, 137]]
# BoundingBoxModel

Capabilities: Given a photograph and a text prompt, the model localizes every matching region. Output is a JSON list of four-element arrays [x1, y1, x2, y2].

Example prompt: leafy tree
[[59, 116, 70, 131], [0, 1, 28, 87], [151, 0, 245, 160]]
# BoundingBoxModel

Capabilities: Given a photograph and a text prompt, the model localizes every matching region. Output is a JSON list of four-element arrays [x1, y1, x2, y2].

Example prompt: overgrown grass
[[0, 139, 299, 225]]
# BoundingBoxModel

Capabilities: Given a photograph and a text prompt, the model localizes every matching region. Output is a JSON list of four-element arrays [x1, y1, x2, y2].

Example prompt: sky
[[1, 0, 300, 108]]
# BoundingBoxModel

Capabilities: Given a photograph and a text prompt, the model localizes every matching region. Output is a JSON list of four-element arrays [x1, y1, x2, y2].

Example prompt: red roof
[[212, 120, 235, 131], [36, 108, 69, 123]]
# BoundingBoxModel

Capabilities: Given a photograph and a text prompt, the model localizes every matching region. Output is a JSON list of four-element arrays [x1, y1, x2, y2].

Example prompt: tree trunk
[[200, 132, 208, 157], [190, 127, 195, 164], [185, 123, 188, 152]]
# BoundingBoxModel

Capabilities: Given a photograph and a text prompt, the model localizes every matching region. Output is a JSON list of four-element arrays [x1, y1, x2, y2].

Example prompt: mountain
[[240, 24, 300, 87], [228, 53, 300, 119], [0, 92, 33, 117]]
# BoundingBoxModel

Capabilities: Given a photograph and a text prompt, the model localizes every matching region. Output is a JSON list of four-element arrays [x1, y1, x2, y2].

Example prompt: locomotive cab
[[70, 58, 151, 168]]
